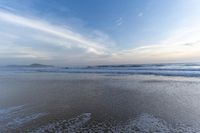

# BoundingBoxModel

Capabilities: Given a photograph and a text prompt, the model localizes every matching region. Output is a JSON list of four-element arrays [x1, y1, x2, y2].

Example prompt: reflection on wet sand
[[1, 73, 200, 132]]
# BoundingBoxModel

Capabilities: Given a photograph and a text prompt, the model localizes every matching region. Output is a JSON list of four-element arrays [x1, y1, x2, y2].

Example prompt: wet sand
[[1, 73, 200, 132]]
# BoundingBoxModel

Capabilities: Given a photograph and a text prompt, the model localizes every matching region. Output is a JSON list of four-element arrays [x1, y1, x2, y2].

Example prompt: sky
[[0, 0, 200, 66]]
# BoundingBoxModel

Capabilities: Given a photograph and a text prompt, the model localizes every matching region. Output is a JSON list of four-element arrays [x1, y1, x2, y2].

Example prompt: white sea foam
[[0, 105, 199, 132], [114, 113, 200, 133], [31, 113, 200, 133], [31, 113, 91, 133], [121, 113, 171, 133], [0, 105, 46, 132], [0, 105, 26, 120]]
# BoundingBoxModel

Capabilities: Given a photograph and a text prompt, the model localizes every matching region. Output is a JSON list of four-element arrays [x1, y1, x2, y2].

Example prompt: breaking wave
[[3, 63, 200, 77]]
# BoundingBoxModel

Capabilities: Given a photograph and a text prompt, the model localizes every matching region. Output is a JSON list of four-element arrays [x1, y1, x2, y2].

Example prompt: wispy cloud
[[0, 10, 116, 65], [115, 17, 123, 26], [1, 4, 200, 66], [0, 10, 109, 55], [138, 12, 143, 17], [112, 25, 200, 64], [114, 42, 200, 63]]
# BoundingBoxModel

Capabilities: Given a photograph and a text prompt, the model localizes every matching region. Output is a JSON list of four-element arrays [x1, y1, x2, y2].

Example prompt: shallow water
[[1, 72, 200, 132]]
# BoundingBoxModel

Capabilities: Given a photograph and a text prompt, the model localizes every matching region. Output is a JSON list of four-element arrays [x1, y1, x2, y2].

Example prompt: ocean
[[1, 63, 200, 132]]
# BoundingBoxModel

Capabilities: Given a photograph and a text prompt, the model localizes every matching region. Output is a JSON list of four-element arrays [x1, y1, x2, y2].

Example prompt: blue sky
[[0, 0, 200, 66]]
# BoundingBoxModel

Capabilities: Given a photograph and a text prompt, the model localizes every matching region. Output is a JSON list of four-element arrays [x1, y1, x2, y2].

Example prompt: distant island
[[6, 63, 54, 68]]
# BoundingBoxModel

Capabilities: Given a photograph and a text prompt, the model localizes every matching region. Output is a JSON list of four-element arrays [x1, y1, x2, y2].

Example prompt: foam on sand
[[115, 113, 200, 133], [31, 113, 200, 133], [121, 113, 171, 132], [0, 105, 46, 132], [0, 105, 199, 132], [31, 113, 91, 132]]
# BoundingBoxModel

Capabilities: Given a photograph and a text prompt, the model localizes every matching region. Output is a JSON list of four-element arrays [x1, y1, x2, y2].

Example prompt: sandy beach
[[1, 72, 200, 132], [1, 0, 200, 132]]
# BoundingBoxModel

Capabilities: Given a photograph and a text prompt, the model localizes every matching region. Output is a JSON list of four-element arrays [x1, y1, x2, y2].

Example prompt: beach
[[1, 0, 200, 132], [1, 68, 200, 132]]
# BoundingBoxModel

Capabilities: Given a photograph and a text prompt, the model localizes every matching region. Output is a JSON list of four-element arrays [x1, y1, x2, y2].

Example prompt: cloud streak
[[112, 37, 200, 64], [108, 14, 200, 65], [1, 7, 200, 66], [0, 10, 108, 55], [115, 17, 123, 26]]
